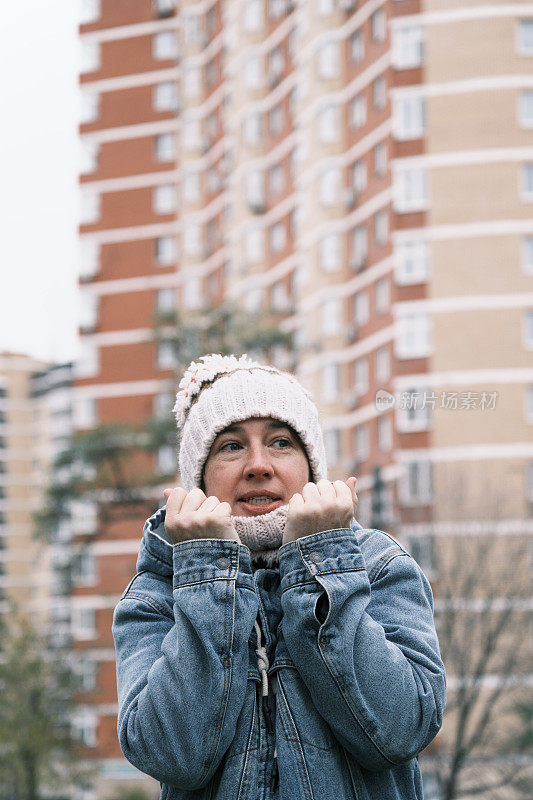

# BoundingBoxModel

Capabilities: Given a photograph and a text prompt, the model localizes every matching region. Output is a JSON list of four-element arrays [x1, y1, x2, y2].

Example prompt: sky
[[0, 1, 82, 364]]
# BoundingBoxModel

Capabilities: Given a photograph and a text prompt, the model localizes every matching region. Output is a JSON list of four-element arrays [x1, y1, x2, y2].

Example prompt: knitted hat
[[173, 354, 327, 491]]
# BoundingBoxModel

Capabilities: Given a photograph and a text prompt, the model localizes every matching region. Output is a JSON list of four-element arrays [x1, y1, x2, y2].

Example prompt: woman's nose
[[244, 445, 272, 478]]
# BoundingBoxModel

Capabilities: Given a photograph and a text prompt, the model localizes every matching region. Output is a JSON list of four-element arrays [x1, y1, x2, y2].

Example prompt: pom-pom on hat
[[173, 354, 327, 491]]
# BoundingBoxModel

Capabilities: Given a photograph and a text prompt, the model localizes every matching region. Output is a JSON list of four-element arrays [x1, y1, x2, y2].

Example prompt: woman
[[113, 353, 445, 799]]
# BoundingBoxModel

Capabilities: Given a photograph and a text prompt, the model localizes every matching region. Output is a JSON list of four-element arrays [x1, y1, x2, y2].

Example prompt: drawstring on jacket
[[254, 619, 269, 696]]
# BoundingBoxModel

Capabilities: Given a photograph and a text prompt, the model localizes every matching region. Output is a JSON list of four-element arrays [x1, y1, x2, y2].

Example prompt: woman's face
[[203, 417, 311, 516]]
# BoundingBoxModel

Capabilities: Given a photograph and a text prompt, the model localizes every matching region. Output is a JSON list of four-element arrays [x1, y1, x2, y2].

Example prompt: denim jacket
[[113, 508, 445, 800]]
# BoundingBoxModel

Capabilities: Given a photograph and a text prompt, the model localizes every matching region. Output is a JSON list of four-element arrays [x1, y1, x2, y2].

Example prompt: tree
[[0, 607, 94, 800]]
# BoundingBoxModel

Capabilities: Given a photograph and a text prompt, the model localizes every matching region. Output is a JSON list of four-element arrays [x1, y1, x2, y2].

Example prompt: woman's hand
[[283, 477, 358, 545], [163, 487, 240, 545]]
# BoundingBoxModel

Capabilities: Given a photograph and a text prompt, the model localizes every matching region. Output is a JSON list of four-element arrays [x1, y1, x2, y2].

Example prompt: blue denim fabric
[[112, 508, 445, 799]]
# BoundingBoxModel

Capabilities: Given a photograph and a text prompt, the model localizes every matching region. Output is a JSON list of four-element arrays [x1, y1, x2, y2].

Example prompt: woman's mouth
[[237, 495, 283, 515]]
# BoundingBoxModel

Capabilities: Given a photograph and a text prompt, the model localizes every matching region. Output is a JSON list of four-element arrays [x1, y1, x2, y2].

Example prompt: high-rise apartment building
[[78, 0, 533, 795]]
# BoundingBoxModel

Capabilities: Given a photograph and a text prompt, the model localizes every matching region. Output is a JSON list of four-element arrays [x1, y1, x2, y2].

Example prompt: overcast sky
[[0, 1, 81, 364]]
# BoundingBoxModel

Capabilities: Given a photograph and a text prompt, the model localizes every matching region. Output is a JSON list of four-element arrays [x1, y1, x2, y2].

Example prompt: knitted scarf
[[231, 504, 289, 568]]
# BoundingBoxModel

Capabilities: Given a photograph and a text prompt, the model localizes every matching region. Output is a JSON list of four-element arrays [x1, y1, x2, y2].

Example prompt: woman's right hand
[[163, 487, 240, 545]]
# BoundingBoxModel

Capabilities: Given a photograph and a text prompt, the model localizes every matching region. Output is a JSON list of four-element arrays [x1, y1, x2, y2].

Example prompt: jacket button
[[308, 551, 323, 564], [216, 556, 230, 569]]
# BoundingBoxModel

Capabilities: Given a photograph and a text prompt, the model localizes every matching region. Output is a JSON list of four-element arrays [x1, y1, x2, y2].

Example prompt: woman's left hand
[[283, 477, 358, 545]]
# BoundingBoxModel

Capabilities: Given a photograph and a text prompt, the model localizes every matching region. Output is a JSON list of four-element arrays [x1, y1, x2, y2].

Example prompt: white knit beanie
[[173, 354, 327, 491]]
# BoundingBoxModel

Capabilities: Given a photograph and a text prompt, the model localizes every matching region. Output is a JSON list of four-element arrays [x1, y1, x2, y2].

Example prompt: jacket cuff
[[171, 539, 254, 589], [278, 528, 366, 591]]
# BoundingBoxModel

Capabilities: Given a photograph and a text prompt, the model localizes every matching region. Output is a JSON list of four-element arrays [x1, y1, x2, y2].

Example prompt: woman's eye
[[220, 441, 241, 452], [272, 437, 291, 448]]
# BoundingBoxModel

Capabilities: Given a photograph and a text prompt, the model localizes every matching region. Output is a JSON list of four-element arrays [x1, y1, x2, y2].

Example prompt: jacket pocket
[[275, 667, 336, 750]]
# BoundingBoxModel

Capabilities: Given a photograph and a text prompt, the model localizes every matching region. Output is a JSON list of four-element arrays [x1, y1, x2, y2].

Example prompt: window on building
[[408, 534, 434, 572], [72, 551, 96, 586], [71, 607, 96, 641], [318, 0, 335, 15], [153, 30, 179, 60], [394, 166, 428, 212], [245, 168, 265, 207], [245, 227, 265, 261], [153, 184, 177, 214], [183, 277, 201, 309], [351, 94, 367, 128], [153, 82, 179, 112], [76, 658, 97, 693], [74, 341, 98, 378], [350, 30, 365, 64], [318, 104, 340, 143], [269, 163, 285, 195], [396, 387, 431, 432], [393, 94, 426, 139], [184, 224, 201, 257], [395, 239, 429, 284], [269, 105, 284, 135], [72, 709, 97, 747], [268, 47, 285, 83], [322, 298, 342, 335], [318, 41, 339, 79], [377, 415, 392, 451], [245, 55, 263, 88], [271, 281, 289, 311], [354, 424, 369, 460], [374, 209, 389, 246], [156, 288, 175, 313], [184, 13, 199, 44], [396, 313, 432, 358], [206, 58, 217, 86], [244, 112, 262, 145], [184, 65, 202, 98], [155, 236, 176, 266], [524, 310, 533, 348], [353, 290, 369, 326], [375, 277, 390, 314], [80, 0, 100, 25], [157, 341, 177, 369], [373, 142, 387, 177], [518, 20, 533, 54], [270, 221, 287, 253], [155, 0, 177, 16], [392, 24, 424, 68], [323, 363, 340, 402], [520, 91, 533, 127], [80, 191, 100, 225], [155, 133, 176, 161], [375, 346, 391, 383], [183, 170, 200, 203], [73, 396, 97, 430], [244, 0, 263, 32], [79, 291, 98, 331], [80, 140, 99, 174], [353, 159, 367, 193], [400, 461, 433, 506], [351, 225, 368, 269], [319, 234, 341, 272], [324, 428, 341, 464], [80, 41, 100, 73], [183, 118, 201, 150], [80, 91, 99, 124], [158, 445, 175, 474], [371, 9, 386, 43], [373, 76, 387, 110], [523, 236, 533, 274], [320, 167, 341, 205]]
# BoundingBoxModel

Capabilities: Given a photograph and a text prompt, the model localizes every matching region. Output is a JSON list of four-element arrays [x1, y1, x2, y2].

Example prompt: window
[[351, 94, 367, 128], [353, 159, 367, 193], [157, 341, 177, 369], [371, 9, 386, 43], [184, 224, 201, 257], [244, 0, 263, 32], [245, 169, 265, 207], [157, 288, 175, 313], [373, 142, 387, 177], [155, 236, 176, 266], [245, 55, 263, 89], [158, 445, 175, 473], [184, 13, 199, 44], [79, 292, 98, 330], [354, 424, 369, 460], [245, 288, 264, 312], [245, 227, 265, 261], [408, 535, 434, 572], [396, 313, 432, 358], [396, 387, 431, 432], [72, 709, 97, 747], [268, 47, 285, 83], [183, 170, 200, 203], [395, 239, 429, 284], [323, 363, 340, 402], [184, 65, 202, 98], [377, 415, 392, 451], [155, 133, 176, 161], [183, 118, 201, 150], [320, 234, 341, 272], [318, 0, 335, 15], [375, 346, 390, 383], [374, 209, 388, 246], [73, 396, 97, 430], [373, 76, 387, 110], [524, 164, 533, 198], [270, 221, 286, 253], [71, 607, 96, 641], [80, 0, 100, 25], [80, 41, 100, 73], [271, 281, 289, 311], [324, 428, 341, 463], [393, 94, 426, 139], [375, 277, 390, 314], [318, 41, 339, 79], [80, 90, 99, 124], [244, 112, 262, 145], [153, 184, 177, 214], [153, 82, 179, 112], [317, 104, 340, 144], [269, 164, 285, 195], [520, 91, 533, 127], [350, 30, 365, 64], [518, 20, 533, 54], [322, 298, 342, 335], [523, 236, 533, 274], [72, 551, 96, 586], [80, 140, 98, 174], [351, 225, 367, 269], [74, 341, 98, 378], [153, 31, 179, 60], [320, 168, 341, 205], [269, 105, 283, 135], [524, 310, 533, 348], [400, 461, 433, 506], [353, 290, 369, 326], [76, 658, 97, 692], [183, 278, 201, 309], [392, 24, 424, 68], [80, 191, 100, 225], [394, 166, 428, 212], [155, 0, 177, 15]]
